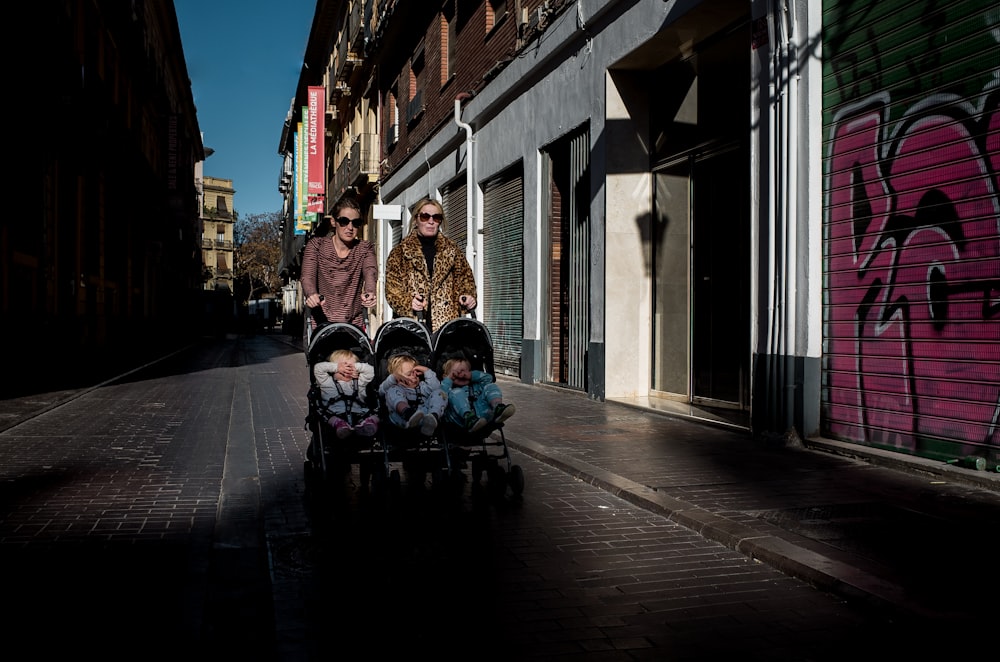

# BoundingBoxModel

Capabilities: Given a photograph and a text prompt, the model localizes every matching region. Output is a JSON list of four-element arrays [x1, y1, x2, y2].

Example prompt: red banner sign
[[307, 86, 325, 196]]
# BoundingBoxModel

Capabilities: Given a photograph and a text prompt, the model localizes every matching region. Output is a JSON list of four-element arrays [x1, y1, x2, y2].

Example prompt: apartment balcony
[[332, 80, 350, 98], [349, 0, 364, 51], [201, 239, 233, 250], [335, 44, 362, 83], [363, 0, 375, 43], [335, 18, 364, 84], [348, 133, 379, 187], [333, 157, 351, 198], [202, 266, 233, 281], [203, 208, 233, 221]]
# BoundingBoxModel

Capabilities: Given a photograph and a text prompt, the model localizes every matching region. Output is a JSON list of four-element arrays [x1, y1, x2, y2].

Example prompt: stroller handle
[[309, 294, 329, 325]]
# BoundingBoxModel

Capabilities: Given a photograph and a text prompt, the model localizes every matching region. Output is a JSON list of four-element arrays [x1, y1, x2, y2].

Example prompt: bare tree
[[233, 211, 282, 303]]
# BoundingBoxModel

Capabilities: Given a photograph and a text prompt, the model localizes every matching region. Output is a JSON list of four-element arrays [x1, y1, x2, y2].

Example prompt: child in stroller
[[431, 316, 525, 497], [313, 348, 378, 439], [440, 356, 516, 433], [304, 322, 379, 481], [378, 353, 447, 437]]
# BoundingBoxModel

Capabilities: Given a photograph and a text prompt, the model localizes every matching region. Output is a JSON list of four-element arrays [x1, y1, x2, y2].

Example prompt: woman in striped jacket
[[301, 194, 377, 330]]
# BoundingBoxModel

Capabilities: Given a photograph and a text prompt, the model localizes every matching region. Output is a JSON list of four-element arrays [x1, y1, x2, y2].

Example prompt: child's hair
[[442, 357, 470, 378], [387, 353, 416, 377], [328, 349, 359, 364]]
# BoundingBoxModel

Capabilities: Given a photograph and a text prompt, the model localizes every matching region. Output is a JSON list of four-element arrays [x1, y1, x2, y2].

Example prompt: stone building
[[3, 0, 204, 392]]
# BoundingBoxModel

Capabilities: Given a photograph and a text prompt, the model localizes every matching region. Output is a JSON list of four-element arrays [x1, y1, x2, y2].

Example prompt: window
[[407, 40, 426, 125], [486, 0, 506, 34], [441, 7, 456, 84], [387, 86, 399, 146]]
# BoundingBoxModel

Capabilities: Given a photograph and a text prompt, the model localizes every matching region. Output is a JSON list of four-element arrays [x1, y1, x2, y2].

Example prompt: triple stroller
[[303, 315, 524, 500]]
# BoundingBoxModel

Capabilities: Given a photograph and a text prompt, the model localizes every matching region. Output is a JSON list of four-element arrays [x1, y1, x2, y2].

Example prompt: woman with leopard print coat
[[384, 197, 477, 332]]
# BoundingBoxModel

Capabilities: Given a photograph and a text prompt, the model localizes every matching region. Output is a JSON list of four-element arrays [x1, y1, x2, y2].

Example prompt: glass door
[[652, 161, 691, 395]]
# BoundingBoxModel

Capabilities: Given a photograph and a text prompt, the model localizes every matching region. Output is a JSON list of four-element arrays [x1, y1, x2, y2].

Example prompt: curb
[[506, 434, 984, 623]]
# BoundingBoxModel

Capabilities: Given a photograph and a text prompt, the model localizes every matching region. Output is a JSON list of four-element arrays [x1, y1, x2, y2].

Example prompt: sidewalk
[[2, 338, 997, 628], [494, 378, 999, 625]]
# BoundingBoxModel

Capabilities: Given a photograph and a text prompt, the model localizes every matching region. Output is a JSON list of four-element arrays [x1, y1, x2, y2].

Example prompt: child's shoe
[[356, 415, 378, 437], [492, 403, 516, 424], [420, 413, 438, 436], [403, 407, 424, 429], [331, 417, 353, 439], [464, 411, 488, 433]]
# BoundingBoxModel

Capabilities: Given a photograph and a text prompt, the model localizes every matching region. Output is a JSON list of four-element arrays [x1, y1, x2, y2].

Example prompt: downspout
[[376, 73, 389, 327], [766, 1, 784, 433], [454, 94, 479, 298], [768, 0, 798, 434], [783, 0, 800, 435]]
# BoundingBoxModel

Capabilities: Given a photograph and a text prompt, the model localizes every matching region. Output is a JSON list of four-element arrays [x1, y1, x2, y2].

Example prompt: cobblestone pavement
[[1, 332, 995, 660]]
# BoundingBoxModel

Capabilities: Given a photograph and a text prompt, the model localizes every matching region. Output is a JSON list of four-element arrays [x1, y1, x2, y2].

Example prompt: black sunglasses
[[334, 216, 364, 228], [418, 212, 444, 223]]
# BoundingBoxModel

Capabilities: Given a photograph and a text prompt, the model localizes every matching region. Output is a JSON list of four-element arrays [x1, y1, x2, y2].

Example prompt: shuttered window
[[441, 180, 467, 248], [821, 0, 999, 458], [482, 166, 524, 377]]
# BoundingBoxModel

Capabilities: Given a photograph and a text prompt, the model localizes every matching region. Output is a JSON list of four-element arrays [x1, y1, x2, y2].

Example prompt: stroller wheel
[[388, 469, 403, 501], [470, 456, 486, 482], [372, 466, 387, 495], [487, 464, 507, 499], [508, 464, 525, 496], [359, 461, 372, 493], [470, 479, 486, 502]]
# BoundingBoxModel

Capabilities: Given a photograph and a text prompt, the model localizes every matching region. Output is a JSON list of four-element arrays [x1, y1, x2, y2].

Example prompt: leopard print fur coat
[[384, 230, 477, 331]]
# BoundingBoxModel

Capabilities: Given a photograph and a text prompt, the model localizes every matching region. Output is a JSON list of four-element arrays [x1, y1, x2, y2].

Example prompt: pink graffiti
[[825, 95, 1000, 451]]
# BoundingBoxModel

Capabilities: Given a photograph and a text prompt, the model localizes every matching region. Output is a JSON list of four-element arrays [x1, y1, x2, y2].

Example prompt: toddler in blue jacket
[[440, 357, 515, 432]]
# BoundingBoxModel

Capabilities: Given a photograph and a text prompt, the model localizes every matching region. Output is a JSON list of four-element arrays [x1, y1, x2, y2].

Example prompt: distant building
[[200, 176, 236, 294]]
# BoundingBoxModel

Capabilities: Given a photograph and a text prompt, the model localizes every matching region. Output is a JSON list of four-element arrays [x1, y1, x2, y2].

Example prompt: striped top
[[301, 236, 377, 327]]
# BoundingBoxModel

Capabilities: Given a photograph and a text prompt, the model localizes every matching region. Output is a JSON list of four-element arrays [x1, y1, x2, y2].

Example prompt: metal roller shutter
[[482, 167, 524, 377], [821, 0, 999, 460], [441, 181, 467, 248]]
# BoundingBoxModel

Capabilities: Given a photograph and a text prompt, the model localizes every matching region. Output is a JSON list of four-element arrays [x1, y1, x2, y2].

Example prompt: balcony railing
[[349, 1, 364, 50], [203, 239, 233, 250], [202, 266, 233, 279], [363, 0, 375, 43], [333, 157, 351, 198], [203, 208, 232, 221], [349, 133, 379, 186]]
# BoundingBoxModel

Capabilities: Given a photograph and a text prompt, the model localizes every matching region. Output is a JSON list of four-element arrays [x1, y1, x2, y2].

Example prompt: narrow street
[[1, 333, 990, 660]]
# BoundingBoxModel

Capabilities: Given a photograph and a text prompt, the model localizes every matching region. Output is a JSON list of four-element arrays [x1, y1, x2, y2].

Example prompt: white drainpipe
[[454, 94, 481, 305]]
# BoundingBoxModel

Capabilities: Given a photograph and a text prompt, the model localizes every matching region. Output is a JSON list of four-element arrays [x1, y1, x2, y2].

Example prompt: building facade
[[199, 175, 236, 293], [3, 0, 204, 390], [280, 0, 998, 467]]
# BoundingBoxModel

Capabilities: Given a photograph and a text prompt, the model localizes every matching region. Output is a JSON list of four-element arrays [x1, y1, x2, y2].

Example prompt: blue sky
[[174, 0, 316, 219]]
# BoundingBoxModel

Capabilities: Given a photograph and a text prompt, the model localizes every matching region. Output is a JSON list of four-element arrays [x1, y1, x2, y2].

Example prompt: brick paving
[[1, 332, 996, 660]]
